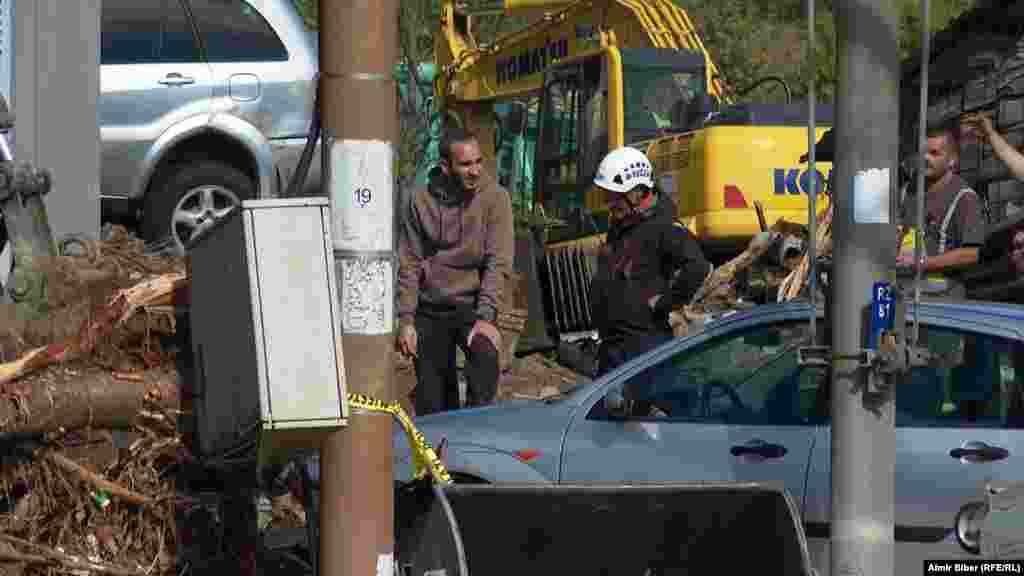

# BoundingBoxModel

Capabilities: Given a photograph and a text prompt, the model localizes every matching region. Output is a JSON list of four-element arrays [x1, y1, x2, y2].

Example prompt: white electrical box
[[189, 197, 348, 467]]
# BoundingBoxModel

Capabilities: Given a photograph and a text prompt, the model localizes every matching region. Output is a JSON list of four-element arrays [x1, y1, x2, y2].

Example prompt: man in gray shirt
[[898, 122, 985, 296]]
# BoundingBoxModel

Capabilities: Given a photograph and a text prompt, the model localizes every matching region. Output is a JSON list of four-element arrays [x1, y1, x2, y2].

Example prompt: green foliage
[[292, 0, 317, 30], [896, 0, 976, 60], [676, 0, 978, 105]]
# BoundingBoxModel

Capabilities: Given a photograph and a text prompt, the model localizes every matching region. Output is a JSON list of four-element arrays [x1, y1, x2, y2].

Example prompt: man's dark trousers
[[597, 331, 674, 416], [413, 305, 500, 417], [597, 332, 672, 377]]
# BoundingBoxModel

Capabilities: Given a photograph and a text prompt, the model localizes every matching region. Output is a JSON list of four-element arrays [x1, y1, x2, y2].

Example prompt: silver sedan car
[[394, 300, 1024, 575]]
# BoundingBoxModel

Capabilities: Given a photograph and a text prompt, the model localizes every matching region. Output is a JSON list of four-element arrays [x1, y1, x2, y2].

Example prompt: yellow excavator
[[433, 0, 833, 342]]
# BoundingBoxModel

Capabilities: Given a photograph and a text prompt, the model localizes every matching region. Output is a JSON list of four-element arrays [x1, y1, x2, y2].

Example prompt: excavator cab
[[620, 48, 714, 143], [535, 47, 711, 242]]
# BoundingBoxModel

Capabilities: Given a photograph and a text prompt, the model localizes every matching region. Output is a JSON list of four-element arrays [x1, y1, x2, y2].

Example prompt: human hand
[[398, 324, 418, 358], [961, 112, 995, 143], [668, 310, 688, 338], [468, 319, 501, 351]]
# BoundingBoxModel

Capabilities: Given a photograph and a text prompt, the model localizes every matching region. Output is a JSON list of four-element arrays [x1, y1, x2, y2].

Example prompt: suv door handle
[[950, 441, 1009, 463], [159, 73, 195, 86], [730, 439, 788, 459]]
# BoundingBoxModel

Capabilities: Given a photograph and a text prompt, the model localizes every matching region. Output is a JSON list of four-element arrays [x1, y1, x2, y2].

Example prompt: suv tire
[[144, 160, 255, 255]]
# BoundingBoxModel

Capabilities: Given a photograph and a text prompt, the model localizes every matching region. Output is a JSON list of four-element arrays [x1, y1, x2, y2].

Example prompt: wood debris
[[0, 226, 183, 575]]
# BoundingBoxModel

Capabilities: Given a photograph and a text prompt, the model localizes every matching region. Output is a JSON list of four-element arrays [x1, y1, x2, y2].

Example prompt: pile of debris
[[686, 204, 833, 312], [0, 202, 838, 572], [0, 225, 186, 575], [0, 223, 582, 572]]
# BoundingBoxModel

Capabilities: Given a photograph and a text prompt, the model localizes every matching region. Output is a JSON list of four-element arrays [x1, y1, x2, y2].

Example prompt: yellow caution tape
[[346, 393, 452, 485]]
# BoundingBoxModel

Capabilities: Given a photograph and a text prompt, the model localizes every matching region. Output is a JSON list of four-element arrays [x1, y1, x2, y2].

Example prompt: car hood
[[393, 398, 579, 482]]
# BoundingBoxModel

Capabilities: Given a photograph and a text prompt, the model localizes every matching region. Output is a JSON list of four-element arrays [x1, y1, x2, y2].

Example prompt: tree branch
[[44, 450, 155, 507], [0, 533, 145, 576]]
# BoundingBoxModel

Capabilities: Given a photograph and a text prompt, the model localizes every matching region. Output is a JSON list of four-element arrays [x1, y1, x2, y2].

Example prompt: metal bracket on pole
[[0, 159, 56, 309], [797, 346, 874, 368], [872, 281, 932, 378], [798, 280, 932, 391]]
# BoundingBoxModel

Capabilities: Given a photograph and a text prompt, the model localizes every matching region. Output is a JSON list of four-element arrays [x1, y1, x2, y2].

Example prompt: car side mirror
[[604, 389, 630, 419]]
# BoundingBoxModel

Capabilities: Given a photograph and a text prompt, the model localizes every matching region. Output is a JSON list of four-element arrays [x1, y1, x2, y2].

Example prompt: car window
[[102, 0, 200, 65], [162, 0, 202, 63], [897, 324, 1024, 429], [800, 322, 1024, 428], [594, 321, 819, 425], [187, 0, 289, 62]]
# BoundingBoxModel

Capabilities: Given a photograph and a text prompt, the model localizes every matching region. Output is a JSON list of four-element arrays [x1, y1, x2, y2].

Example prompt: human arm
[[651, 221, 711, 318], [914, 246, 980, 273], [963, 112, 1024, 182], [397, 191, 425, 355], [475, 187, 515, 325]]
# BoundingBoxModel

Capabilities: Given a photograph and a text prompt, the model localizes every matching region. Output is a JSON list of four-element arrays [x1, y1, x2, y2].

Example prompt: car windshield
[[623, 67, 705, 140]]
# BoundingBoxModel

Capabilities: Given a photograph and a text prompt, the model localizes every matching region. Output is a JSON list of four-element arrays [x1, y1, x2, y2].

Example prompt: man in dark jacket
[[396, 126, 515, 416], [589, 146, 711, 384]]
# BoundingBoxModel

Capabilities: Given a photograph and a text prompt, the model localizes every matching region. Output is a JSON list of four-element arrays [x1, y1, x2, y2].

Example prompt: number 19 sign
[[329, 139, 394, 253], [869, 281, 894, 350]]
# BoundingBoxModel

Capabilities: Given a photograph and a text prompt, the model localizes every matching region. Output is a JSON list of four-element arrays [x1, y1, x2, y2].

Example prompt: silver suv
[[100, 0, 321, 253]]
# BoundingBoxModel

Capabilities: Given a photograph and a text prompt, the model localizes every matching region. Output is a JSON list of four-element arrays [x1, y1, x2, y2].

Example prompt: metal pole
[[806, 0, 817, 343], [830, 1, 900, 575], [319, 1, 399, 576], [913, 0, 931, 345]]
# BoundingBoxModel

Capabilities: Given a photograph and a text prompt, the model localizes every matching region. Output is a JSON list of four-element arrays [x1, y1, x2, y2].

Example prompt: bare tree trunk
[[0, 365, 179, 436]]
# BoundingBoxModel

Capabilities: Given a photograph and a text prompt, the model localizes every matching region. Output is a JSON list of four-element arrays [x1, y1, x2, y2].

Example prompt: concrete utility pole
[[319, 1, 399, 576], [830, 1, 901, 575], [13, 0, 101, 242]]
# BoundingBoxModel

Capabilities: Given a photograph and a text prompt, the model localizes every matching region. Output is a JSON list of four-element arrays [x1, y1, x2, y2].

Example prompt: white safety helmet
[[593, 146, 654, 195]]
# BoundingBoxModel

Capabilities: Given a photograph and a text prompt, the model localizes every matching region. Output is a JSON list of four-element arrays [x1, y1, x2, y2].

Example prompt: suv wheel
[[145, 161, 255, 255]]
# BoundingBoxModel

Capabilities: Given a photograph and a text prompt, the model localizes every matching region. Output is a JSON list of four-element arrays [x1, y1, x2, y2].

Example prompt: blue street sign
[[869, 282, 894, 350]]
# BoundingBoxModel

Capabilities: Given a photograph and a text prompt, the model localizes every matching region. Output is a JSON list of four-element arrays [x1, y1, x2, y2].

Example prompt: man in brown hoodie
[[397, 126, 515, 416]]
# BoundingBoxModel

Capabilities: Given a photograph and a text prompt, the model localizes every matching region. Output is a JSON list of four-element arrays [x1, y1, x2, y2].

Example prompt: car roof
[[562, 298, 1024, 408], [702, 299, 1024, 328]]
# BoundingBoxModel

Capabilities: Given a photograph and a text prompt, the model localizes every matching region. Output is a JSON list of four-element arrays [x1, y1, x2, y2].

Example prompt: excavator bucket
[[396, 481, 815, 576]]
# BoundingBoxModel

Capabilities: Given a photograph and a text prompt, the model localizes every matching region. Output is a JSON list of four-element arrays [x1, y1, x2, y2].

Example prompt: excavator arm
[[435, 0, 730, 105], [432, 0, 731, 203]]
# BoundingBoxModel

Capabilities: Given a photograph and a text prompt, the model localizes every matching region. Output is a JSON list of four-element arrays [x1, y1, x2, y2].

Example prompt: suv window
[[187, 0, 289, 62], [102, 0, 200, 65], [599, 322, 821, 425]]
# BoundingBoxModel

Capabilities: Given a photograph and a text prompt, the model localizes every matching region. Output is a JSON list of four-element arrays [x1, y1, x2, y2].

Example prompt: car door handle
[[950, 441, 1009, 463], [159, 73, 195, 86], [730, 439, 788, 459]]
